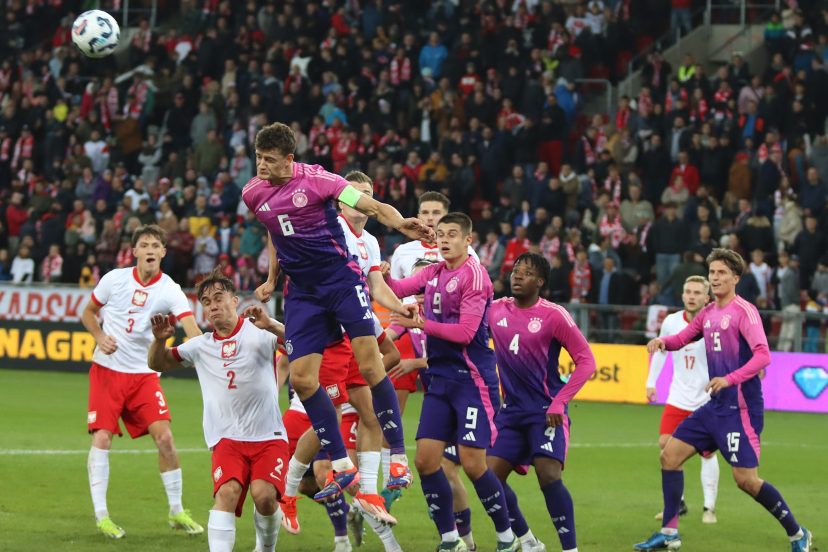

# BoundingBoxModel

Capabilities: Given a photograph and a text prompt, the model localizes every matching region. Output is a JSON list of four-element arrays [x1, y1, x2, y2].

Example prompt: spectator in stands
[[0, 249, 12, 281], [419, 32, 448, 79], [775, 251, 801, 351], [794, 215, 824, 288], [478, 230, 505, 282], [11, 243, 34, 283], [41, 244, 63, 283]]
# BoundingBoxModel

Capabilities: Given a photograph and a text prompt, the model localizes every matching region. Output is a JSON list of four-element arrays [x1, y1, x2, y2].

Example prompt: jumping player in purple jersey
[[242, 123, 433, 500], [385, 213, 519, 552], [488, 253, 596, 552], [634, 249, 813, 552]]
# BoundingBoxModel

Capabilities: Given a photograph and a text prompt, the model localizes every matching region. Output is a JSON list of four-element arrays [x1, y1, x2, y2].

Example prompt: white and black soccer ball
[[72, 10, 121, 58]]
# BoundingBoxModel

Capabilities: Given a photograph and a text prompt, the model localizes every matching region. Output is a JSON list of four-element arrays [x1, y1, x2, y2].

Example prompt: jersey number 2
[[227, 370, 237, 389]]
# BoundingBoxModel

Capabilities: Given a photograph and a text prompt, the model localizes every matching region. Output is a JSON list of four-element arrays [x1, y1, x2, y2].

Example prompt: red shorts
[[320, 340, 351, 405], [660, 404, 694, 435], [340, 412, 359, 450], [391, 332, 419, 392], [282, 409, 312, 457], [211, 438, 289, 517], [87, 363, 171, 438]]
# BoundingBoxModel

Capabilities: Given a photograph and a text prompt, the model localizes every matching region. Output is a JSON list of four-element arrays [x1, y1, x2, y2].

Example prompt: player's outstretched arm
[[148, 314, 183, 373], [547, 318, 597, 426], [179, 314, 203, 338], [378, 332, 401, 371], [275, 353, 290, 390], [646, 337, 667, 354], [341, 187, 435, 242], [367, 271, 418, 317], [81, 299, 118, 354], [242, 305, 285, 339]]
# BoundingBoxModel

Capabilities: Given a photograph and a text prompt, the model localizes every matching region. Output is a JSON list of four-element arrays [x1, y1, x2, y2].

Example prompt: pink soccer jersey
[[241, 163, 358, 284], [489, 298, 595, 416], [662, 296, 770, 415]]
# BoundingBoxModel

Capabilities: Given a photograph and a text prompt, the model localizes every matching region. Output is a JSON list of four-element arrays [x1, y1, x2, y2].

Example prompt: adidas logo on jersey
[[363, 310, 373, 320], [258, 202, 271, 212], [497, 318, 508, 327], [462, 431, 476, 442], [541, 442, 554, 453], [705, 320, 711, 328]]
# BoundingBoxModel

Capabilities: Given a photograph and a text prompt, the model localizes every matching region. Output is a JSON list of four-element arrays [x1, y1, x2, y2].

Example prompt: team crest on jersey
[[357, 242, 368, 260], [325, 384, 341, 399], [424, 250, 439, 260], [720, 314, 731, 330], [213, 466, 223, 482], [528, 317, 543, 333], [87, 411, 97, 424], [131, 290, 148, 307], [285, 340, 294, 356], [292, 188, 308, 208], [221, 340, 237, 359], [446, 277, 459, 292]]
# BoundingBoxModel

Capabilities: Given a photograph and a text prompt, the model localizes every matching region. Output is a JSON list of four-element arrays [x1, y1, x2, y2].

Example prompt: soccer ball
[[72, 10, 121, 58]]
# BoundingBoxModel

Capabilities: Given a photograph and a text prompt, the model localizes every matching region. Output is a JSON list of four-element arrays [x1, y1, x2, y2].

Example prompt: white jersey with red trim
[[338, 214, 382, 277], [173, 318, 286, 448], [91, 267, 193, 374], [390, 240, 480, 281], [646, 310, 710, 411]]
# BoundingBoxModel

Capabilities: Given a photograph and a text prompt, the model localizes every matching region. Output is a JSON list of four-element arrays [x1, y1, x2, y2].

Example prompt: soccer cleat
[[380, 487, 402, 511], [279, 495, 301, 534], [437, 540, 469, 551], [521, 537, 547, 552], [315, 466, 361, 502], [97, 517, 125, 539], [654, 500, 688, 520], [168, 510, 204, 535], [496, 537, 521, 552], [386, 461, 413, 490], [791, 527, 813, 552], [353, 492, 398, 526], [333, 537, 354, 552], [702, 507, 717, 524], [347, 507, 365, 546], [633, 531, 682, 551]]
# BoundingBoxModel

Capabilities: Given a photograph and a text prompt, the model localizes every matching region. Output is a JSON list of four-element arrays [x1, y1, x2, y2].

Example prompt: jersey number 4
[[509, 334, 520, 354]]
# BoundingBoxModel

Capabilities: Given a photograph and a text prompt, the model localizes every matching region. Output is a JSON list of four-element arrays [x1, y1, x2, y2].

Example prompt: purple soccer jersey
[[489, 298, 596, 419], [662, 296, 769, 416], [241, 163, 360, 285]]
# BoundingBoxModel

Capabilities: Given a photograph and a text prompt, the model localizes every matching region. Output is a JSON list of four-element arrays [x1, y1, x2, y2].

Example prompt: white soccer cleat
[[333, 537, 353, 552], [702, 508, 717, 524], [521, 537, 547, 551]]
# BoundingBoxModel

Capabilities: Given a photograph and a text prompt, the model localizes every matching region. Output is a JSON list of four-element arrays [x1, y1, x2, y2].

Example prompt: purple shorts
[[283, 266, 376, 361], [441, 378, 501, 464], [489, 409, 570, 468], [416, 377, 499, 450], [672, 402, 763, 468]]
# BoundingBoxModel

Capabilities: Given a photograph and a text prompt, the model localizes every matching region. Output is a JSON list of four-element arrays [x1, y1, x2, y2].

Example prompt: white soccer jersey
[[91, 267, 193, 374], [338, 215, 382, 277], [173, 318, 287, 449], [390, 240, 479, 280], [647, 310, 710, 411]]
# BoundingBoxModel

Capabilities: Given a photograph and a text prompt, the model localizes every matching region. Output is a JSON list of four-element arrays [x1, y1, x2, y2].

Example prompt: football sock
[[421, 469, 456, 535], [325, 494, 350, 537], [358, 451, 381, 495], [472, 470, 513, 541], [541, 479, 577, 550], [441, 529, 460, 543], [284, 457, 310, 497], [381, 447, 391, 484], [660, 469, 683, 534], [160, 468, 183, 515], [454, 507, 472, 536], [700, 454, 719, 510], [253, 506, 281, 552], [503, 481, 529, 537], [362, 507, 401, 548], [207, 510, 235, 552], [371, 377, 406, 455], [88, 446, 110, 521], [301, 386, 348, 462], [520, 528, 538, 544], [754, 482, 801, 537]]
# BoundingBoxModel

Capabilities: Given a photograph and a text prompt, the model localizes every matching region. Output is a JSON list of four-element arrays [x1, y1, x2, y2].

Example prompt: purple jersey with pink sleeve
[[387, 257, 497, 384], [241, 163, 358, 286], [489, 298, 595, 420], [662, 296, 769, 415]]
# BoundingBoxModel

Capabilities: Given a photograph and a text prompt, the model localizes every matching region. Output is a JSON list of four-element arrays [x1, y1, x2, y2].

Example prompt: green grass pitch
[[0, 368, 825, 551]]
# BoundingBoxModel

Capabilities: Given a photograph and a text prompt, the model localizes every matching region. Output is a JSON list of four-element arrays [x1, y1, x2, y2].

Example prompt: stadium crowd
[[1, 0, 828, 333]]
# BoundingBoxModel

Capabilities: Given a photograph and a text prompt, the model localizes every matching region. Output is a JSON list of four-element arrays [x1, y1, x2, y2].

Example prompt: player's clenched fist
[[255, 280, 276, 303], [378, 261, 391, 276], [150, 313, 175, 341], [98, 334, 118, 355], [647, 338, 666, 354]]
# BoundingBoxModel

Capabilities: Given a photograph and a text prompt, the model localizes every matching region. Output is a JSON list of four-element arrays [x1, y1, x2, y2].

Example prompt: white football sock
[[207, 510, 235, 552], [88, 446, 110, 521], [381, 447, 391, 485], [253, 506, 281, 552], [285, 457, 310, 497], [519, 528, 537, 544], [160, 468, 183, 515], [362, 510, 401, 550], [357, 451, 381, 495], [441, 529, 460, 543], [700, 454, 720, 510], [461, 532, 476, 549], [331, 456, 355, 472], [496, 528, 515, 543]]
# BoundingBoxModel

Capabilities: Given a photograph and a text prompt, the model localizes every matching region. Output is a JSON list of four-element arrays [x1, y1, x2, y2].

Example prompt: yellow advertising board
[[557, 343, 650, 405]]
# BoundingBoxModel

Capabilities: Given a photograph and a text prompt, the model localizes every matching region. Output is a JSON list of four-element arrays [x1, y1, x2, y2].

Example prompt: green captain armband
[[338, 184, 363, 208]]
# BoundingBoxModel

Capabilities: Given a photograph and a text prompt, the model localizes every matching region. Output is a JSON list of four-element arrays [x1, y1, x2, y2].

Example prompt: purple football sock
[[420, 469, 456, 535], [541, 480, 577, 550], [324, 494, 350, 537], [503, 481, 529, 537], [454, 508, 472, 537], [472, 470, 511, 533], [661, 470, 684, 530], [301, 385, 347, 461], [754, 482, 801, 537], [371, 377, 406, 454]]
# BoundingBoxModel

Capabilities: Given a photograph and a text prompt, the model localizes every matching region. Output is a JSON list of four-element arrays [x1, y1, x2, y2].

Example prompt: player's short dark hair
[[514, 252, 550, 288], [196, 268, 237, 301], [707, 248, 745, 276], [344, 170, 372, 185], [131, 224, 167, 247], [437, 212, 472, 235], [418, 191, 450, 211], [255, 122, 296, 156]]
